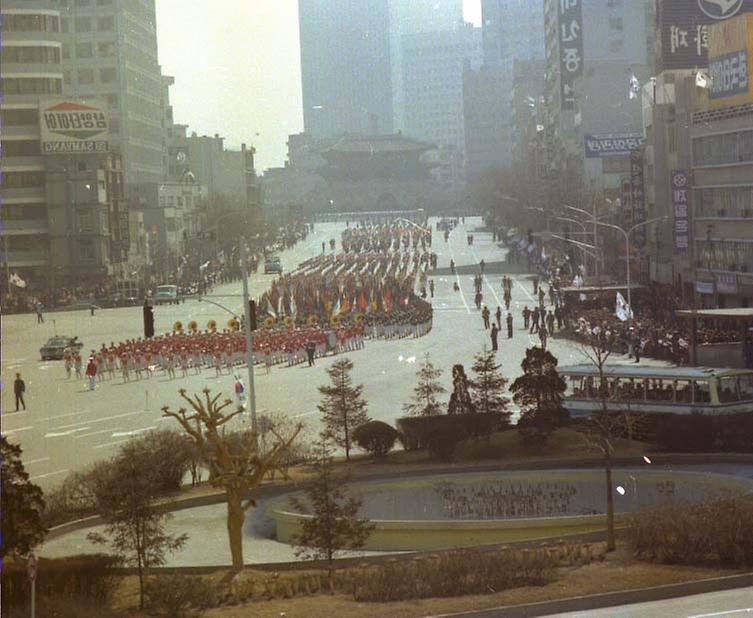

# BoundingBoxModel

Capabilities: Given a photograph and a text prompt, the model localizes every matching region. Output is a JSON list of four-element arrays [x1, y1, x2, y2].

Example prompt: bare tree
[[163, 389, 302, 571]]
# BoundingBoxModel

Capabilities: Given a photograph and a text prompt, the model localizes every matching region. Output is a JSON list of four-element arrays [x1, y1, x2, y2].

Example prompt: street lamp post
[[593, 216, 668, 326], [240, 241, 257, 430]]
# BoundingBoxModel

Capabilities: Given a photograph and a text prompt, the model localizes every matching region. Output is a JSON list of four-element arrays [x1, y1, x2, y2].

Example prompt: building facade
[[400, 23, 482, 151], [298, 0, 393, 139], [58, 0, 164, 186], [1, 2, 63, 288]]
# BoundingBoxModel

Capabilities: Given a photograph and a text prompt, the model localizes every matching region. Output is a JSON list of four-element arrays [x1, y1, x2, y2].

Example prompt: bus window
[[566, 376, 580, 398], [739, 375, 753, 402], [693, 380, 711, 403], [674, 380, 693, 403], [646, 379, 666, 401], [718, 376, 740, 403]]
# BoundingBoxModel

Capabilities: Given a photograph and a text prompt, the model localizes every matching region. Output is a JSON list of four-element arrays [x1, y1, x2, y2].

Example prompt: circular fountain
[[267, 469, 753, 551]]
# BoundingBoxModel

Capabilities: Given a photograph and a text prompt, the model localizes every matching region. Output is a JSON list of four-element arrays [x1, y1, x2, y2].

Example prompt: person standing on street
[[85, 357, 97, 390], [490, 323, 499, 352], [522, 306, 531, 330], [305, 340, 317, 367], [507, 312, 513, 339], [13, 373, 26, 411], [532, 277, 539, 296], [482, 305, 490, 329], [530, 306, 540, 334], [495, 306, 502, 329], [450, 259, 455, 274], [474, 290, 483, 310], [35, 301, 44, 324], [539, 324, 548, 349], [546, 310, 555, 334]]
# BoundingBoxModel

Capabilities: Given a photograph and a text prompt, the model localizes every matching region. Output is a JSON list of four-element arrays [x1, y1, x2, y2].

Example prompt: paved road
[[548, 586, 753, 617], [3, 217, 665, 488]]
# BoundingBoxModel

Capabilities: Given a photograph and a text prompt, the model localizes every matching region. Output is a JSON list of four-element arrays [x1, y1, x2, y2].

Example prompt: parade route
[[2, 218, 666, 488]]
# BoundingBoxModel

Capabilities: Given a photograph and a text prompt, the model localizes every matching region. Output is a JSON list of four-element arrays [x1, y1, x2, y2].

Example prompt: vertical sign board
[[630, 150, 647, 248], [672, 170, 690, 253], [558, 0, 584, 110], [657, 0, 753, 71], [708, 12, 753, 108]]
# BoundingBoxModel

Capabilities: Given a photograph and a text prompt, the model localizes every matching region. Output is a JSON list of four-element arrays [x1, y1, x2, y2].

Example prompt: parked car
[[40, 336, 83, 360], [153, 284, 180, 305], [264, 257, 283, 274]]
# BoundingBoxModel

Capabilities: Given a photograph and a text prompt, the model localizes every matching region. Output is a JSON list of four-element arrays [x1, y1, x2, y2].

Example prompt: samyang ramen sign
[[40, 100, 109, 154]]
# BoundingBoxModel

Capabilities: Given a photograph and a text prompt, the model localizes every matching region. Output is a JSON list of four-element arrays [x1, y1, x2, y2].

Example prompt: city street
[[3, 217, 660, 488]]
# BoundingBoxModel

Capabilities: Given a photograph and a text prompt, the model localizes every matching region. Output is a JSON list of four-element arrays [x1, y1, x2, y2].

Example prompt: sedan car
[[40, 336, 83, 361], [264, 257, 283, 274]]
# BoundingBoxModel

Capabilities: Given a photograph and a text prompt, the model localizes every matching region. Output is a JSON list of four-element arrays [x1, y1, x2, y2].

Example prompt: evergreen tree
[[403, 353, 446, 416], [0, 437, 47, 559], [469, 347, 511, 424], [291, 445, 374, 578], [510, 346, 569, 444], [318, 358, 370, 460], [448, 364, 476, 415]]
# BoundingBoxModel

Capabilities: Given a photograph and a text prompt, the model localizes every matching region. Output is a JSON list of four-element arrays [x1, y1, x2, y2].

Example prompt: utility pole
[[240, 241, 257, 430]]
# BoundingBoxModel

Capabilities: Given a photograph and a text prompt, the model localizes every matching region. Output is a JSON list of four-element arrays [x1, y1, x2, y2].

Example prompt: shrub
[[145, 575, 217, 617], [397, 413, 503, 451], [352, 549, 555, 602], [654, 413, 753, 453], [426, 428, 460, 461], [122, 429, 193, 493], [629, 495, 753, 568], [1, 554, 121, 610], [353, 421, 400, 457]]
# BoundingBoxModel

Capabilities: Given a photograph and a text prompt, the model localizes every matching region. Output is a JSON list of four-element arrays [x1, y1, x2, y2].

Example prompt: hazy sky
[[156, 1, 481, 173]]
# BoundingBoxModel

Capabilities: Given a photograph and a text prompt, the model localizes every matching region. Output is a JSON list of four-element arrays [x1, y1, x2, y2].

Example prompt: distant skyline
[[156, 1, 481, 172]]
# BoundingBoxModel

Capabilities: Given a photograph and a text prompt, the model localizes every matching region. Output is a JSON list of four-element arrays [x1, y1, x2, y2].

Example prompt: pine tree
[[469, 347, 511, 424], [403, 353, 446, 416], [0, 437, 47, 559], [291, 445, 374, 578], [448, 364, 476, 415], [318, 358, 370, 460], [510, 346, 569, 444]]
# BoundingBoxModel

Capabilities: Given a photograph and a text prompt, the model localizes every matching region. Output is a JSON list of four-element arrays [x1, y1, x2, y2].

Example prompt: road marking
[[4, 426, 33, 435], [53, 410, 151, 430], [689, 610, 753, 618], [45, 427, 90, 438], [111, 426, 156, 438], [293, 410, 318, 418], [74, 428, 121, 439], [93, 438, 133, 450], [31, 469, 69, 480], [24, 457, 50, 466], [511, 275, 537, 303]]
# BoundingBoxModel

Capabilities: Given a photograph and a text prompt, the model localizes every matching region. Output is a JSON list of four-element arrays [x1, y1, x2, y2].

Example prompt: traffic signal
[[248, 300, 257, 331], [143, 302, 154, 338]]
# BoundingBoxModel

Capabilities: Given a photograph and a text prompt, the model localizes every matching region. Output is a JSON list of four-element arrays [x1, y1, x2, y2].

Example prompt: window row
[[1, 109, 39, 126], [565, 376, 716, 403], [696, 240, 753, 273], [695, 187, 753, 218], [693, 130, 753, 166], [1, 78, 62, 95], [1, 15, 59, 33], [2, 204, 47, 220], [60, 15, 115, 33], [1, 46, 61, 64], [75, 67, 118, 84], [1, 140, 41, 157]]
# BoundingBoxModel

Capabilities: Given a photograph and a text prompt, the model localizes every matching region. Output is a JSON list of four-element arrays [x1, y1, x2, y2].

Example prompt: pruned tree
[[163, 389, 302, 571], [447, 364, 476, 415], [470, 347, 511, 423], [510, 347, 569, 444], [1, 437, 47, 559], [291, 445, 374, 578], [403, 353, 446, 416], [318, 358, 370, 461], [87, 457, 187, 609]]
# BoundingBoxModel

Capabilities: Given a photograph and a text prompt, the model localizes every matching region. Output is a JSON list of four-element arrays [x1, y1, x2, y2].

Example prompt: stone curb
[[433, 572, 753, 618]]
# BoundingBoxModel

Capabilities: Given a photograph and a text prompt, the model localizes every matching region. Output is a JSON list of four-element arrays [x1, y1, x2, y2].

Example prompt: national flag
[[629, 73, 641, 99], [695, 70, 711, 89], [9, 273, 27, 288], [615, 292, 633, 322]]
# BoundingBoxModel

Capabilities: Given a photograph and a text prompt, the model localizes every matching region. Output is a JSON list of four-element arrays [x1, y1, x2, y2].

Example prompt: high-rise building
[[401, 23, 482, 149], [464, 0, 545, 178], [299, 0, 393, 139], [58, 0, 164, 186], [388, 0, 464, 131], [1, 2, 63, 286]]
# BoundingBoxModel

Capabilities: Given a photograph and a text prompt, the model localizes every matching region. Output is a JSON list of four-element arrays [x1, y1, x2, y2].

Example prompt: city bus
[[559, 365, 753, 416]]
